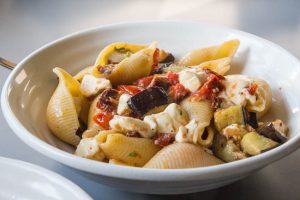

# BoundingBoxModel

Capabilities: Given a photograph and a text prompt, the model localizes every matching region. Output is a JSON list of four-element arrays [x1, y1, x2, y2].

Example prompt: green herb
[[179, 110, 183, 115], [114, 47, 128, 53], [128, 151, 138, 157]]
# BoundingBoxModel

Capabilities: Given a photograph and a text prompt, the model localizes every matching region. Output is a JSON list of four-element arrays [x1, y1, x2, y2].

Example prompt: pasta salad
[[46, 40, 288, 169]]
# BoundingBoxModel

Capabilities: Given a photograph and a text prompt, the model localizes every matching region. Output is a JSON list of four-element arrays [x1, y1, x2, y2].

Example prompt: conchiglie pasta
[[98, 134, 161, 166], [190, 57, 231, 76], [46, 67, 83, 146], [223, 75, 272, 118], [178, 39, 240, 66], [73, 66, 93, 82], [247, 79, 272, 118], [180, 98, 213, 123], [144, 143, 223, 169], [87, 93, 103, 130], [176, 121, 215, 147], [94, 42, 147, 67], [93, 44, 157, 85]]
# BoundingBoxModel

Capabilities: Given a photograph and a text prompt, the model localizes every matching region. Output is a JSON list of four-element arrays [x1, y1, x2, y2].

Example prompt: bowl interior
[[4, 22, 300, 154]]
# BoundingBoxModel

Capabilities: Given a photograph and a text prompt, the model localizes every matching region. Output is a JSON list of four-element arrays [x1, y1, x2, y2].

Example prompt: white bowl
[[0, 157, 92, 200], [2, 21, 300, 194]]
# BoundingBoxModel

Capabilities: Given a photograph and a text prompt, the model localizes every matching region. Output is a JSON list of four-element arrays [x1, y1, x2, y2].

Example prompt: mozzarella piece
[[80, 74, 111, 97], [175, 120, 208, 144], [178, 70, 201, 92], [117, 93, 132, 115], [109, 115, 155, 138], [221, 124, 248, 141], [144, 103, 189, 135], [164, 103, 189, 130], [219, 75, 257, 107], [75, 138, 105, 161]]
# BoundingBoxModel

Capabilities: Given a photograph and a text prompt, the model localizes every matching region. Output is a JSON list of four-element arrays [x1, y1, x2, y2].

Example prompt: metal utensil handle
[[0, 57, 16, 70]]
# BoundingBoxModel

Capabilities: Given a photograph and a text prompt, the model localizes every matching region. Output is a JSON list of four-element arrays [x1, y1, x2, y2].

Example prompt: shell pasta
[[46, 40, 289, 169]]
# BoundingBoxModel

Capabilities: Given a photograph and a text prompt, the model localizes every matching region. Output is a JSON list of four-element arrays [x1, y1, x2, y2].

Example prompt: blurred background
[[0, 0, 300, 199]]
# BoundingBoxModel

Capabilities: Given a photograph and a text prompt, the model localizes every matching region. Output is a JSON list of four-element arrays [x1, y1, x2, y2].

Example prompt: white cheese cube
[[75, 138, 105, 161], [117, 93, 132, 115], [179, 70, 201, 92], [109, 115, 154, 138], [80, 75, 111, 97]]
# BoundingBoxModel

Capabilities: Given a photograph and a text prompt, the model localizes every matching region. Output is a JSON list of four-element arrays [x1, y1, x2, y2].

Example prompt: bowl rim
[[0, 156, 92, 199], [2, 20, 300, 181]]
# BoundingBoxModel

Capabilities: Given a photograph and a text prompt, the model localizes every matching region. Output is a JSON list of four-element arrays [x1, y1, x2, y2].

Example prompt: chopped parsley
[[114, 47, 132, 57], [128, 151, 138, 157]]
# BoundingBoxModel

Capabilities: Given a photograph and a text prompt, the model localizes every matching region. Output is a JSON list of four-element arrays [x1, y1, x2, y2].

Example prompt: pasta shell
[[87, 93, 103, 130], [46, 67, 83, 146], [190, 57, 231, 76], [73, 66, 93, 82], [247, 79, 272, 118], [199, 126, 215, 148], [109, 159, 130, 166], [178, 39, 240, 66], [93, 43, 157, 85], [180, 98, 213, 123], [94, 42, 147, 67], [223, 75, 272, 119], [144, 143, 223, 169], [98, 134, 161, 167]]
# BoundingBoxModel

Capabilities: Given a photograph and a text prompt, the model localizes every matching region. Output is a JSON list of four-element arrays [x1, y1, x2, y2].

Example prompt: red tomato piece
[[118, 85, 143, 95], [192, 74, 225, 102], [248, 82, 258, 95], [93, 112, 113, 130], [166, 72, 179, 85], [169, 83, 189, 102], [135, 76, 154, 88], [152, 48, 160, 71]]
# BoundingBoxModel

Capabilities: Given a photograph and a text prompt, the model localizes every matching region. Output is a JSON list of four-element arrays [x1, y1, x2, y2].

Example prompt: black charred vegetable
[[127, 86, 168, 115], [154, 53, 175, 74], [243, 110, 258, 129], [160, 53, 175, 63], [257, 122, 287, 143], [148, 76, 170, 91]]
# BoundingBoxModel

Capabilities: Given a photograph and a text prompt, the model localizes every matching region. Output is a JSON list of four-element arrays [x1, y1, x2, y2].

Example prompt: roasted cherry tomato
[[248, 82, 258, 95], [152, 48, 160, 70], [135, 75, 154, 88], [118, 85, 143, 95], [192, 73, 225, 103], [93, 112, 113, 130], [169, 83, 189, 102], [166, 72, 179, 85]]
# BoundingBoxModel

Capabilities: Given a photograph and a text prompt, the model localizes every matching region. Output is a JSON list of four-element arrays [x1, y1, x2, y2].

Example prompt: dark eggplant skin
[[242, 108, 258, 129], [160, 53, 175, 63], [257, 122, 287, 143], [246, 112, 258, 129], [153, 53, 175, 74], [127, 86, 168, 115]]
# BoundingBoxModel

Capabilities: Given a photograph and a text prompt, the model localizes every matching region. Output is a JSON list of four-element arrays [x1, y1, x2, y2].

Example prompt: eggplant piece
[[241, 132, 278, 156], [214, 105, 258, 132], [153, 53, 175, 74], [127, 86, 168, 115], [214, 105, 245, 132], [148, 76, 170, 91], [212, 134, 246, 162], [160, 53, 175, 64], [257, 121, 288, 143], [243, 111, 258, 129]]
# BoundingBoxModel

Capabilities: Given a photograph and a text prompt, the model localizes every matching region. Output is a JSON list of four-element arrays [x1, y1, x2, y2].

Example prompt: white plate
[[0, 157, 92, 200], [2, 21, 300, 194]]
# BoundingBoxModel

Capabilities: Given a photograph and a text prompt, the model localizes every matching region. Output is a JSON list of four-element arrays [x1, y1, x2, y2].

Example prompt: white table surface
[[0, 0, 300, 199]]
